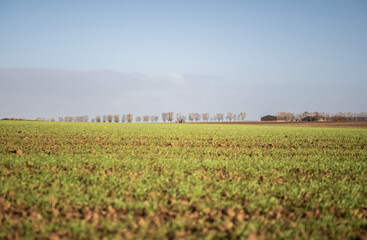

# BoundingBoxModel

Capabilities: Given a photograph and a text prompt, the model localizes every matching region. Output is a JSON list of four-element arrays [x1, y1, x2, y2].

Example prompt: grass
[[0, 120, 367, 239]]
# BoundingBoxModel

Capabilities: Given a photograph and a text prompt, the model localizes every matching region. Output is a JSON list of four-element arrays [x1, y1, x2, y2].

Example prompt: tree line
[[30, 111, 367, 123], [275, 111, 367, 122], [57, 112, 247, 123]]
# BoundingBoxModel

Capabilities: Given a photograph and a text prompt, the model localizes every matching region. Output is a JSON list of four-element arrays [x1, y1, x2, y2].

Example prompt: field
[[0, 121, 367, 240]]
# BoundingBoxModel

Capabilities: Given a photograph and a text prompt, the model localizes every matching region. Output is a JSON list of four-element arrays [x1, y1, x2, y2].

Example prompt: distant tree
[[102, 115, 107, 122], [238, 112, 247, 121], [59, 117, 64, 122], [136, 116, 141, 123], [202, 113, 210, 122], [143, 116, 149, 123], [91, 118, 95, 122], [226, 112, 233, 121], [216, 113, 224, 122], [153, 116, 159, 122], [161, 113, 168, 123], [188, 113, 194, 122], [176, 113, 182, 122], [331, 113, 348, 122], [127, 114, 133, 123], [107, 115, 113, 123], [121, 114, 126, 123], [360, 112, 367, 121], [63, 116, 70, 122], [358, 112, 367, 121], [276, 112, 295, 122], [301, 111, 310, 119], [288, 113, 295, 122], [50, 118, 55, 121], [75, 116, 87, 122], [176, 113, 186, 122], [114, 114, 120, 123], [96, 115, 101, 122], [167, 112, 174, 122], [321, 112, 330, 122], [194, 113, 201, 122]]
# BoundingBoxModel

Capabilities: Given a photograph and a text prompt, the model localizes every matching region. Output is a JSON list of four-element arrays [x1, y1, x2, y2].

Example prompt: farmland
[[0, 121, 367, 240]]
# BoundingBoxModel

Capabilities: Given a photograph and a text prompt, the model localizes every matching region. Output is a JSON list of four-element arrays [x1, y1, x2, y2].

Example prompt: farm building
[[302, 116, 317, 122], [302, 116, 326, 122], [260, 115, 286, 122]]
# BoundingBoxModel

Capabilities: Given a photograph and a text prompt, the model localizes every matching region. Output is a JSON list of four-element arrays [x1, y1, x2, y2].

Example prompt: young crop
[[0, 121, 366, 239]]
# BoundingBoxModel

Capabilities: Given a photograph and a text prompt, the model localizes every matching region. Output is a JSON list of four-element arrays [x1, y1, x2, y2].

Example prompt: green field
[[0, 121, 366, 240]]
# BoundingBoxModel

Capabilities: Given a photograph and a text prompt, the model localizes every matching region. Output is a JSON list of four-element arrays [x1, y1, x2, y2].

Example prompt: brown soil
[[190, 121, 367, 128]]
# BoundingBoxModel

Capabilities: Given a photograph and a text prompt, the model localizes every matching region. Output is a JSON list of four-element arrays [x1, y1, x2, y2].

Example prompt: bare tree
[[238, 112, 247, 121], [331, 112, 348, 122], [91, 118, 95, 122], [74, 116, 88, 122], [127, 114, 133, 123], [102, 115, 107, 122], [276, 112, 295, 122], [176, 113, 186, 122], [167, 112, 174, 122], [64, 116, 72, 122], [175, 113, 182, 122], [153, 116, 159, 122], [96, 115, 101, 122], [188, 113, 194, 122], [107, 115, 113, 123], [161, 112, 168, 123], [325, 112, 331, 122], [59, 117, 64, 122], [202, 113, 210, 122], [121, 114, 126, 123], [358, 112, 367, 121], [126, 114, 133, 123], [194, 113, 201, 122], [143, 116, 149, 123], [136, 116, 141, 123], [226, 112, 233, 121], [216, 113, 224, 122], [114, 115, 120, 123]]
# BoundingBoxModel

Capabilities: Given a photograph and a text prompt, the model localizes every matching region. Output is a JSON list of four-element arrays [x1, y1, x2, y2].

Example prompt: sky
[[0, 0, 366, 120]]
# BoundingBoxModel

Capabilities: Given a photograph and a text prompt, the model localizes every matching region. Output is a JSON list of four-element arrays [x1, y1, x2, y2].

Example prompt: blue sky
[[0, 0, 366, 120]]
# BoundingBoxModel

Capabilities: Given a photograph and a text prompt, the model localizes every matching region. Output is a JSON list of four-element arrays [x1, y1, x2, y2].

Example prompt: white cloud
[[168, 73, 185, 85]]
